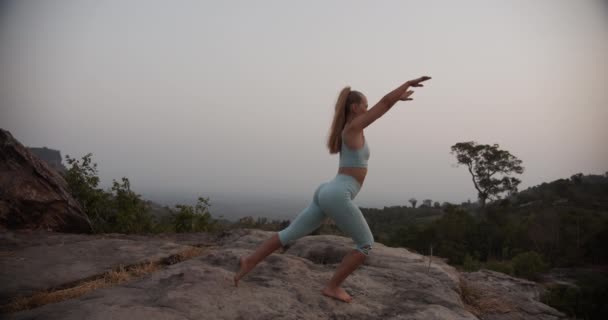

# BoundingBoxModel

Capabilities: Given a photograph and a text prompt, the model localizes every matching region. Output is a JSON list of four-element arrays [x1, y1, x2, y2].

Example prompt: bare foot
[[233, 256, 255, 287], [322, 286, 353, 303]]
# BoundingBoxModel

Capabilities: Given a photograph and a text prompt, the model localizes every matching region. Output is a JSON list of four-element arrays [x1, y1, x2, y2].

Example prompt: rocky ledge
[[1, 229, 567, 320]]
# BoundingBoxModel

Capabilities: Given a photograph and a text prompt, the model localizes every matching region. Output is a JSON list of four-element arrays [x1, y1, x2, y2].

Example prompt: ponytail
[[327, 87, 363, 154]]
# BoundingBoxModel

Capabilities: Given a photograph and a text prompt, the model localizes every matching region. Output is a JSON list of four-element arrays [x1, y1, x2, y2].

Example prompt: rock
[[0, 129, 91, 233], [1, 229, 568, 320], [461, 270, 568, 320], [0, 230, 204, 302], [5, 229, 479, 320]]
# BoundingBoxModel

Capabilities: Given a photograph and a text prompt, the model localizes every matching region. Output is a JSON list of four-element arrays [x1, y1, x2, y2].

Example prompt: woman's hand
[[348, 75, 432, 130], [399, 90, 415, 101], [399, 76, 431, 101], [407, 76, 432, 87]]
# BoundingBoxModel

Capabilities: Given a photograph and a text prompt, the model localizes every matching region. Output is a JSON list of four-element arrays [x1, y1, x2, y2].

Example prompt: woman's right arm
[[348, 76, 431, 131]]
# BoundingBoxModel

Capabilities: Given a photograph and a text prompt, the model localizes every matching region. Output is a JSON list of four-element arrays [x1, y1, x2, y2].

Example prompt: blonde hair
[[327, 87, 363, 154]]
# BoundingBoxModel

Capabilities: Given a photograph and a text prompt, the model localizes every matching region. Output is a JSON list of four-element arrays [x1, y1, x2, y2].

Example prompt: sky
[[1, 0, 607, 218]]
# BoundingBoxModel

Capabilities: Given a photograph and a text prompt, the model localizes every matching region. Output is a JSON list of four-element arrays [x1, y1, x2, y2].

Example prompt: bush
[[512, 251, 547, 280], [110, 177, 154, 233], [543, 285, 582, 318], [64, 153, 113, 232], [463, 254, 481, 271], [172, 197, 218, 233], [543, 272, 608, 320], [64, 153, 217, 234]]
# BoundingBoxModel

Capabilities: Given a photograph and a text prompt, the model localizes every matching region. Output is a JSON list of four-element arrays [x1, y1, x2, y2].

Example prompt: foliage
[[364, 173, 608, 270], [235, 215, 290, 231], [64, 154, 113, 232], [409, 198, 417, 208], [64, 153, 218, 234], [108, 177, 154, 233], [511, 251, 548, 280], [451, 141, 524, 207], [463, 254, 482, 272], [542, 272, 608, 320], [171, 197, 217, 232]]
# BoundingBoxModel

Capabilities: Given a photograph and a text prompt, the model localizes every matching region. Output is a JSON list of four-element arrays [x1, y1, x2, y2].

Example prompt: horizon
[[21, 139, 608, 222]]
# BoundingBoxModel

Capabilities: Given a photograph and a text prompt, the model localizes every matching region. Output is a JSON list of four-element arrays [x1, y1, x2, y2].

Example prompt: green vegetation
[[542, 271, 608, 320], [63, 153, 220, 234], [359, 172, 608, 319], [235, 216, 290, 231], [512, 251, 548, 280], [451, 141, 524, 208], [171, 197, 217, 233]]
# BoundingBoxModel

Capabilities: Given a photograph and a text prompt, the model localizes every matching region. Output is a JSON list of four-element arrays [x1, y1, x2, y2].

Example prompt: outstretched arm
[[348, 76, 431, 131]]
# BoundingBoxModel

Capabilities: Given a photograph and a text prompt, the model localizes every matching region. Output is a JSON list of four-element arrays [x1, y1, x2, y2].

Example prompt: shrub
[[172, 197, 217, 233], [463, 254, 481, 271], [512, 251, 547, 280]]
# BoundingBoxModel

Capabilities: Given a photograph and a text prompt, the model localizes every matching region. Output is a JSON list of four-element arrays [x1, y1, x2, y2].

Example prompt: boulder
[[0, 129, 91, 233], [461, 270, 568, 320]]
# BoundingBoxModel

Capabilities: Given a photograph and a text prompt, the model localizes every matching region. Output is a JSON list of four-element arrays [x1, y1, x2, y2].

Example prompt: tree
[[256, 217, 268, 226], [409, 198, 417, 208], [172, 197, 216, 232], [111, 177, 153, 233], [512, 251, 547, 280], [570, 173, 583, 184], [239, 216, 255, 227], [451, 141, 524, 208], [422, 199, 432, 208], [64, 153, 112, 232]]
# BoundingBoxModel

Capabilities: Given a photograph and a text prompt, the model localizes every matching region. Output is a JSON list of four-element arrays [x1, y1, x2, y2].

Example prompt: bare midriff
[[338, 167, 367, 187]]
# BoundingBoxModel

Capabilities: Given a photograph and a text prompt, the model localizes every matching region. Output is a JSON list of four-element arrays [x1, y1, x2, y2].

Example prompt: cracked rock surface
[[2, 229, 567, 320]]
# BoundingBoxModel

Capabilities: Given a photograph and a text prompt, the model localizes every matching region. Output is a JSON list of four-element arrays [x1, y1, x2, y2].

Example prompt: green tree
[[422, 199, 432, 208], [570, 173, 583, 184], [238, 216, 255, 227], [451, 141, 524, 207], [64, 153, 112, 232], [172, 197, 216, 232], [256, 217, 268, 226], [111, 177, 153, 233], [409, 198, 417, 208], [512, 251, 547, 280], [434, 207, 477, 264], [463, 254, 481, 271]]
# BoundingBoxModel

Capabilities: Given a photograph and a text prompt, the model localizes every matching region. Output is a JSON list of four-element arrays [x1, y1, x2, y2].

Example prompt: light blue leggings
[[278, 174, 374, 255]]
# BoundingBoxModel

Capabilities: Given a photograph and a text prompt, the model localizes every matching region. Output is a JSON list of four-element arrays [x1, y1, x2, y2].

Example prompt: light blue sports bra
[[339, 131, 370, 168]]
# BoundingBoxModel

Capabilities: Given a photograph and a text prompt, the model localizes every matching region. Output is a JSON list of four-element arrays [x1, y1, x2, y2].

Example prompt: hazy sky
[[1, 0, 607, 211]]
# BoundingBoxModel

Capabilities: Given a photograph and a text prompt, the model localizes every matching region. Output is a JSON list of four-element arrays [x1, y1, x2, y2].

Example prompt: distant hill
[[506, 172, 608, 211], [27, 147, 67, 173], [358, 171, 608, 252]]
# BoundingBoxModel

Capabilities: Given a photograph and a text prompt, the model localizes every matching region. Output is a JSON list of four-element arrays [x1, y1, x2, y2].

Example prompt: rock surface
[[0, 230, 204, 302], [461, 270, 568, 320], [1, 229, 567, 320], [0, 129, 91, 233]]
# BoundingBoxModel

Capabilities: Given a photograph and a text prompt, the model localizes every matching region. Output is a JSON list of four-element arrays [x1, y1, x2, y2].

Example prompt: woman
[[234, 76, 432, 303]]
